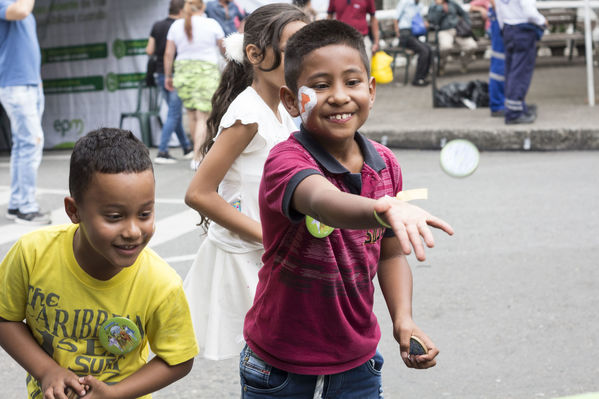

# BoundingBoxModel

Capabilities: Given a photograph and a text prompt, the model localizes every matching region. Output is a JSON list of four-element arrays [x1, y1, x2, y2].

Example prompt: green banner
[[42, 43, 108, 64], [43, 76, 104, 94], [33, 0, 78, 14], [105, 72, 145, 92], [112, 39, 148, 59]]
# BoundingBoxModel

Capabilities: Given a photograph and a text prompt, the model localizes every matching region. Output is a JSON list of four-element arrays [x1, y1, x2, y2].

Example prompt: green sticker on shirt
[[306, 216, 334, 238], [98, 317, 141, 356]]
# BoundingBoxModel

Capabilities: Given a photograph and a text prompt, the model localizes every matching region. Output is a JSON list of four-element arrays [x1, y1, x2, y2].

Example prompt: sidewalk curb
[[363, 128, 599, 151]]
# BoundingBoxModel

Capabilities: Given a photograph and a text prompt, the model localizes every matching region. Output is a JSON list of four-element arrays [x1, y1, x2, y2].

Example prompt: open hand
[[374, 195, 454, 261]]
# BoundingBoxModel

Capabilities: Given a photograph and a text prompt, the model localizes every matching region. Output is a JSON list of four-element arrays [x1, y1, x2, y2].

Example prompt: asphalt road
[[1, 148, 598, 399]]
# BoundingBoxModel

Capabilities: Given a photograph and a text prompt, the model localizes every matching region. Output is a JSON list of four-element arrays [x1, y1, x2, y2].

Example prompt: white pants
[[438, 28, 477, 52]]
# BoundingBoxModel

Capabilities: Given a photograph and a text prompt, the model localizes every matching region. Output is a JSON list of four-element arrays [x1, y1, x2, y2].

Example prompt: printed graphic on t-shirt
[[364, 227, 385, 244], [26, 285, 144, 385]]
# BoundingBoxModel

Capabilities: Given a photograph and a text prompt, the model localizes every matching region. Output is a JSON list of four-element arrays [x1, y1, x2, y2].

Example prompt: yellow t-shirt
[[0, 224, 198, 399]]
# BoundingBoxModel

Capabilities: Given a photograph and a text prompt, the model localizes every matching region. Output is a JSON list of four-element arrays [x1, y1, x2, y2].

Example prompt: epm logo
[[54, 118, 84, 137]]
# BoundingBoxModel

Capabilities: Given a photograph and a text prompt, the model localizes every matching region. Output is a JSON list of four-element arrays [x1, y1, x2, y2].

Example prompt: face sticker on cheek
[[298, 86, 317, 122]]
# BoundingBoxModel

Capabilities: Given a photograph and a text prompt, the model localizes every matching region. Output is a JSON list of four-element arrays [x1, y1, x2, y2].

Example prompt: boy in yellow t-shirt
[[0, 128, 198, 399]]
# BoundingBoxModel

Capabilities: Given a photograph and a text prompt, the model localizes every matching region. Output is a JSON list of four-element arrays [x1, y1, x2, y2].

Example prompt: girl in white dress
[[183, 4, 309, 360]]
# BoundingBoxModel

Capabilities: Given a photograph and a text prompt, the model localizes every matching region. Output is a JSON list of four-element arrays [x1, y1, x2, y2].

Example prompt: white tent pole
[[584, 0, 595, 106]]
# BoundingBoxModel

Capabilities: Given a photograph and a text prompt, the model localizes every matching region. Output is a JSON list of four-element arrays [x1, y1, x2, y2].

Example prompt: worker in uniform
[[494, 0, 546, 124]]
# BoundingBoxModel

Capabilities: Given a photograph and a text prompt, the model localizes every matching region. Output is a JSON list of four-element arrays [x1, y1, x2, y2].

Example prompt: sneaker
[[190, 158, 200, 171], [15, 210, 51, 225], [154, 151, 177, 165], [412, 79, 429, 87], [505, 111, 536, 125], [526, 104, 537, 116], [5, 208, 18, 220], [183, 147, 195, 159], [491, 109, 505, 117]]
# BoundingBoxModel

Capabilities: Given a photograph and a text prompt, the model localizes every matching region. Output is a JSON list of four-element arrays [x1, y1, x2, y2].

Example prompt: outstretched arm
[[377, 239, 439, 368], [0, 318, 87, 399], [292, 175, 454, 261], [4, 0, 34, 20], [79, 357, 193, 399]]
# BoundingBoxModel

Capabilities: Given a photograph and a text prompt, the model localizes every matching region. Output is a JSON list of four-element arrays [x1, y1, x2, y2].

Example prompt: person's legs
[[156, 74, 191, 157], [456, 36, 477, 71], [438, 29, 455, 51], [503, 25, 537, 123], [190, 110, 208, 169], [0, 84, 47, 222], [239, 346, 384, 399], [437, 29, 455, 74], [489, 15, 506, 114], [186, 108, 197, 149], [405, 35, 432, 83], [323, 350, 384, 399], [363, 35, 373, 63], [489, 49, 506, 114], [239, 345, 316, 398]]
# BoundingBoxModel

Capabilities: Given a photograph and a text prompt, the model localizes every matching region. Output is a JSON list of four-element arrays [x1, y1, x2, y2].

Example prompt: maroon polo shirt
[[243, 127, 402, 375], [327, 0, 376, 35]]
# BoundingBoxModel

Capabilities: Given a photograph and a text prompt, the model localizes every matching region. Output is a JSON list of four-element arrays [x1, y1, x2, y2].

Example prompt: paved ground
[[363, 56, 599, 151], [1, 148, 598, 398]]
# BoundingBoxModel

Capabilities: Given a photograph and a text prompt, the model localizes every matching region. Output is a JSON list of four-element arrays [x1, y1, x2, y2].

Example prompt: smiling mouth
[[114, 244, 141, 251], [327, 113, 353, 122]]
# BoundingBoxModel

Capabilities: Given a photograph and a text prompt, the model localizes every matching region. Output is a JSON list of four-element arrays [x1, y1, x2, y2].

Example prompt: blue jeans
[[155, 73, 190, 153], [0, 84, 44, 213], [240, 345, 384, 398]]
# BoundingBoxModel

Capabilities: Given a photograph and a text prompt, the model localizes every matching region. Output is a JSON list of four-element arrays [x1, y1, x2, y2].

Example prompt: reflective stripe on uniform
[[489, 71, 505, 81]]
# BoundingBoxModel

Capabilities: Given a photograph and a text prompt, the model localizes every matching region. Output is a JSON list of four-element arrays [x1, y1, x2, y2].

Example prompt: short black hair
[[284, 19, 370, 94], [69, 128, 153, 203], [169, 0, 185, 15]]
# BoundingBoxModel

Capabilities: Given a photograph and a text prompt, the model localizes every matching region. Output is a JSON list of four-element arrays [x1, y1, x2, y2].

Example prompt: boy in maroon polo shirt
[[241, 20, 454, 398]]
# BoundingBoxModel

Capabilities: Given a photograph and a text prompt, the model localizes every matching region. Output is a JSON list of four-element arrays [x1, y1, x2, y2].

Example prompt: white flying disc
[[440, 139, 480, 178]]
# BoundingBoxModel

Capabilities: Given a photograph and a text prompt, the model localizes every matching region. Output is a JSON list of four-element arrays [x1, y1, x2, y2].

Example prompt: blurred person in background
[[327, 0, 380, 61], [164, 0, 225, 170], [0, 0, 50, 225], [427, 0, 477, 74], [394, 0, 432, 86], [205, 0, 246, 36], [146, 0, 194, 164], [494, 0, 545, 124]]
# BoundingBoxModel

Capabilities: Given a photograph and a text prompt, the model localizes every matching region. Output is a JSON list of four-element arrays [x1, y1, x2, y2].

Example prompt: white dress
[[183, 86, 297, 360]]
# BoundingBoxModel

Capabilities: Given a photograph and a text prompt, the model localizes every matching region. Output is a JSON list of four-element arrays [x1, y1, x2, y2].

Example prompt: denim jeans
[[155, 73, 190, 153], [0, 84, 44, 213], [240, 345, 384, 398]]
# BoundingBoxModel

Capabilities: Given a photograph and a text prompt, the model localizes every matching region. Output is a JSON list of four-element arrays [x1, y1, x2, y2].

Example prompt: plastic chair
[[119, 80, 163, 147], [388, 46, 414, 85]]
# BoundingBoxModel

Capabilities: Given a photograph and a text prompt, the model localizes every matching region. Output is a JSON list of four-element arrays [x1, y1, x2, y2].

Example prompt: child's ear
[[64, 196, 80, 224], [246, 44, 262, 65], [368, 76, 376, 109], [280, 86, 300, 117]]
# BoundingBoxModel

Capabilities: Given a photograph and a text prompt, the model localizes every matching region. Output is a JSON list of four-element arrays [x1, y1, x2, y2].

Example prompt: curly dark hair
[[69, 128, 153, 203]]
